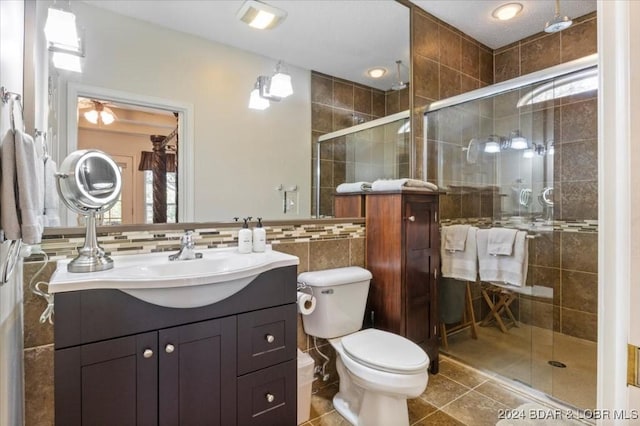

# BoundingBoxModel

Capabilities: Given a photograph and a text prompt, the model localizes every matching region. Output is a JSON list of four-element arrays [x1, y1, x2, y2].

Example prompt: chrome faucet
[[169, 231, 203, 261]]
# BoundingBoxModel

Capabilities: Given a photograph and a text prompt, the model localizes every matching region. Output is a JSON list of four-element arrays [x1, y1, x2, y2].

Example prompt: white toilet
[[298, 266, 429, 426]]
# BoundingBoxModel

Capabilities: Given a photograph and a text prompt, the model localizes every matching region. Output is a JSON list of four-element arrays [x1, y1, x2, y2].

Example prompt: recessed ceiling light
[[491, 3, 523, 21], [367, 68, 387, 79], [236, 0, 287, 30]]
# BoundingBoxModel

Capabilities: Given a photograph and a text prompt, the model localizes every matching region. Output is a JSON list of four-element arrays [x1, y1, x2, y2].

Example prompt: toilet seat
[[341, 329, 429, 374]]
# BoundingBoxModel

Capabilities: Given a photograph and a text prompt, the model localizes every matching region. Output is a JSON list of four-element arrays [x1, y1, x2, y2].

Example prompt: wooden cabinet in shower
[[365, 191, 440, 373]]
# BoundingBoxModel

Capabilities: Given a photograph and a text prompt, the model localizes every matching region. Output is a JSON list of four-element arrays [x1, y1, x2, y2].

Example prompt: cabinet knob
[[406, 215, 415, 222], [265, 393, 275, 403], [143, 349, 153, 359], [265, 334, 275, 343], [165, 344, 175, 354]]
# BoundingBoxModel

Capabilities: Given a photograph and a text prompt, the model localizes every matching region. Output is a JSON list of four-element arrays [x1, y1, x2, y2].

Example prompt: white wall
[[0, 1, 25, 424], [43, 1, 311, 222]]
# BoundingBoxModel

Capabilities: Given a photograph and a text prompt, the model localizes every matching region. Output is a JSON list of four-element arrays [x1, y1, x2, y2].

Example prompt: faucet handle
[[181, 231, 194, 246]]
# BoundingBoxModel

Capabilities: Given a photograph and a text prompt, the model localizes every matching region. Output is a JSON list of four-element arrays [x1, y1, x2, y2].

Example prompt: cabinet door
[[404, 196, 438, 345], [55, 332, 158, 426], [159, 316, 236, 426]]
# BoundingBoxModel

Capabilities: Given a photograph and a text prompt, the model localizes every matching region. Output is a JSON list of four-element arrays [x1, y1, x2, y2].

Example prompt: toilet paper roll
[[297, 291, 316, 315]]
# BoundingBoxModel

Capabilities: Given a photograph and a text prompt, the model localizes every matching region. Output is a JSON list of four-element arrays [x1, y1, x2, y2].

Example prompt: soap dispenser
[[238, 217, 253, 254], [253, 217, 266, 252]]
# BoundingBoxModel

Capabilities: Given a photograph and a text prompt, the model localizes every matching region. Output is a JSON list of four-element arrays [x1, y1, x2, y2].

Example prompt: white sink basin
[[49, 246, 299, 308]]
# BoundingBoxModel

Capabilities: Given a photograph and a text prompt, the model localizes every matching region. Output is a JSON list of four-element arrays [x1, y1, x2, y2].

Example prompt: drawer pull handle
[[265, 334, 275, 343], [165, 344, 175, 354], [143, 349, 153, 359], [265, 393, 275, 403], [406, 215, 415, 222]]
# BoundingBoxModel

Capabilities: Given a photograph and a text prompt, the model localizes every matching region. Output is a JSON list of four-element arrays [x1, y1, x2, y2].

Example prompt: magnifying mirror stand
[[68, 211, 113, 273]]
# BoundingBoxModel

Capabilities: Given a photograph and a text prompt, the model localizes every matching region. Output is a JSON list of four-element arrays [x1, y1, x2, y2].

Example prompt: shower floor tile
[[442, 323, 597, 410]]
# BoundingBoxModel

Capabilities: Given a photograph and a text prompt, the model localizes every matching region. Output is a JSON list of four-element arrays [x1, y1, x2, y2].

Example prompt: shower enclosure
[[315, 111, 410, 217], [425, 55, 598, 410]]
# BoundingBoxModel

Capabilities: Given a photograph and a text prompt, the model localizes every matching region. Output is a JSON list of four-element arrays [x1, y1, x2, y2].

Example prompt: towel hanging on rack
[[0, 128, 45, 244]]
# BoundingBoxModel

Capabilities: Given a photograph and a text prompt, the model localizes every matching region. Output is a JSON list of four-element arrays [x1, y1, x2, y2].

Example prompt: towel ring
[[0, 240, 22, 285]]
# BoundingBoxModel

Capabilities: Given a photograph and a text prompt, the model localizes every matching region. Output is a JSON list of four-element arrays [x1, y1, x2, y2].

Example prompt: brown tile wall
[[494, 13, 597, 83], [412, 7, 494, 181], [490, 12, 598, 342], [21, 222, 364, 425], [311, 71, 410, 216], [419, 7, 598, 342]]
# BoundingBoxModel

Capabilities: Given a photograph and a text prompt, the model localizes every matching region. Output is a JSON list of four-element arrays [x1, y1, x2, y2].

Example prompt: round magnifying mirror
[[56, 150, 122, 273]]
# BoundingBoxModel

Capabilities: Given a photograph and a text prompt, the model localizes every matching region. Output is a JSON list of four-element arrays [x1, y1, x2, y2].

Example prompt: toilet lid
[[341, 329, 429, 374]]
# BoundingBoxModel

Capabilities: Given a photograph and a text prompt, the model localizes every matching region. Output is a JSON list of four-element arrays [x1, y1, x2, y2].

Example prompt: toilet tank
[[298, 266, 372, 339]]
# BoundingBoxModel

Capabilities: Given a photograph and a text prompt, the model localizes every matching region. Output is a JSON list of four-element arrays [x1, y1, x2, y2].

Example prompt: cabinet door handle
[[165, 344, 175, 354], [406, 215, 415, 222], [265, 334, 275, 343], [265, 393, 275, 403], [143, 349, 154, 359]]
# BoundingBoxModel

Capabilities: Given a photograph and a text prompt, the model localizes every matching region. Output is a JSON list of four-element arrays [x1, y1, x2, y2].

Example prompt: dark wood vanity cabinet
[[54, 267, 298, 426], [365, 192, 440, 373]]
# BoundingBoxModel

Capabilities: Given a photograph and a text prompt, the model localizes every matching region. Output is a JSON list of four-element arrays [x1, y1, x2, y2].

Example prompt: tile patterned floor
[[300, 355, 570, 426], [442, 323, 597, 410]]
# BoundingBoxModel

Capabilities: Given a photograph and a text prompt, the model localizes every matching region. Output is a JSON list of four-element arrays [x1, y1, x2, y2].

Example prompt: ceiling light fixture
[[84, 101, 117, 125], [44, 5, 85, 72], [236, 0, 287, 30], [544, 0, 572, 33], [491, 3, 523, 21], [367, 67, 387, 79]]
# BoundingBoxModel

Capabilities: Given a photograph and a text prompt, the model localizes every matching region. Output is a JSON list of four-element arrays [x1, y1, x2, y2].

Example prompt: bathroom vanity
[[51, 250, 298, 425]]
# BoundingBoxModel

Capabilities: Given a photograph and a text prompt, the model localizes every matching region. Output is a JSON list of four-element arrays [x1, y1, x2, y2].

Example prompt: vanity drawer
[[237, 304, 297, 375], [237, 360, 296, 425]]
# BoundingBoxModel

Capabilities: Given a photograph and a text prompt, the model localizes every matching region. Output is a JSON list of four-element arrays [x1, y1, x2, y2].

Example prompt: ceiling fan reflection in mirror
[[77, 97, 117, 125]]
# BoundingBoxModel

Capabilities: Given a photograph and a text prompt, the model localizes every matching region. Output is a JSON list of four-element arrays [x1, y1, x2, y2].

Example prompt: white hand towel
[[371, 178, 438, 192], [336, 182, 372, 193], [14, 130, 44, 244], [43, 157, 61, 227], [1, 130, 21, 240], [477, 229, 528, 287], [487, 227, 518, 256], [444, 224, 470, 251], [441, 226, 478, 282]]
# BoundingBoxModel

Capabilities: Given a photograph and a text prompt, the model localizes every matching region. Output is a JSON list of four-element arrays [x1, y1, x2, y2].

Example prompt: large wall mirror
[[31, 0, 410, 226]]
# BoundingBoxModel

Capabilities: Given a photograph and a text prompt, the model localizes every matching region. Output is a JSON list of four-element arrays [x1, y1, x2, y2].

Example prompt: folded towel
[[477, 229, 528, 287], [444, 224, 470, 251], [336, 182, 372, 193], [43, 157, 60, 227], [371, 178, 438, 192], [487, 228, 518, 255], [441, 226, 478, 281]]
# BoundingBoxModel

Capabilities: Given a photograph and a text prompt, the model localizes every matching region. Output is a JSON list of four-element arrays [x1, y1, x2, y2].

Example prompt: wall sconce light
[[509, 130, 528, 150], [248, 61, 293, 110], [248, 79, 271, 110], [84, 101, 117, 125], [44, 5, 84, 72], [236, 0, 287, 30], [484, 135, 505, 153]]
